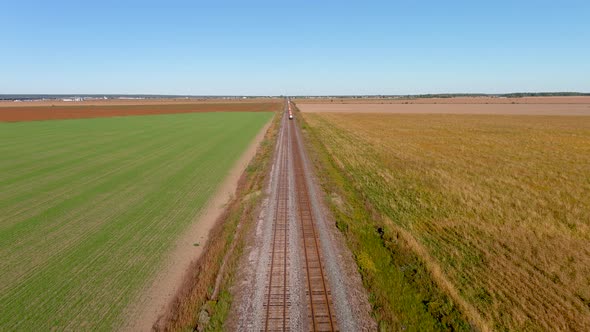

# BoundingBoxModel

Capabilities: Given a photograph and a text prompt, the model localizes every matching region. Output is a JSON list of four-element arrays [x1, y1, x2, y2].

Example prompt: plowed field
[[0, 101, 280, 122], [298, 103, 590, 115]]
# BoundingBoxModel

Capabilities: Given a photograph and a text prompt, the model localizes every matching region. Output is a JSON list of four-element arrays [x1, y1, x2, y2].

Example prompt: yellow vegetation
[[303, 113, 590, 331]]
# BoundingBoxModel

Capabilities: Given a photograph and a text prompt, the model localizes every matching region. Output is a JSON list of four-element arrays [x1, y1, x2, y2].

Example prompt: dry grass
[[302, 112, 590, 331]]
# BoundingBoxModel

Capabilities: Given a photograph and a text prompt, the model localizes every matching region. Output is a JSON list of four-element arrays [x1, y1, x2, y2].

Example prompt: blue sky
[[1, 0, 589, 95]]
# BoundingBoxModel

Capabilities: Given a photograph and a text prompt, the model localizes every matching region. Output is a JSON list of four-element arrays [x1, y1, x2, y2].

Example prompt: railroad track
[[291, 118, 338, 331], [262, 101, 338, 331], [263, 113, 291, 331]]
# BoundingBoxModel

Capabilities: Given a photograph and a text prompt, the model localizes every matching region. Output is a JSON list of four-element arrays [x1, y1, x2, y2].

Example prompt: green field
[[0, 112, 272, 330], [301, 113, 590, 331]]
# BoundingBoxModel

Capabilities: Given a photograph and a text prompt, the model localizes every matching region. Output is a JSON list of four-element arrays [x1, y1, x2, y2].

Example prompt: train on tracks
[[287, 99, 294, 119]]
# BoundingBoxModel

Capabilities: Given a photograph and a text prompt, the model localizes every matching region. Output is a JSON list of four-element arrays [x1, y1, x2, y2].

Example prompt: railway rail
[[263, 112, 291, 331]]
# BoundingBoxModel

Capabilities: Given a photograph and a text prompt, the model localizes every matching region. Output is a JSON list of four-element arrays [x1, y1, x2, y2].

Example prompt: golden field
[[301, 112, 590, 331]]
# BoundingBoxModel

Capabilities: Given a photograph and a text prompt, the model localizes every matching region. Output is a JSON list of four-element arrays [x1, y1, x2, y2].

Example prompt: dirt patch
[[298, 103, 590, 115], [294, 96, 590, 104], [0, 101, 281, 122], [121, 117, 274, 331], [0, 97, 279, 107]]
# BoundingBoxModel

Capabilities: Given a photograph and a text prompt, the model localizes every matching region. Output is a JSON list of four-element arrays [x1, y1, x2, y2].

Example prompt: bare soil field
[[298, 103, 590, 115], [0, 97, 278, 107], [0, 100, 282, 122], [294, 96, 590, 104]]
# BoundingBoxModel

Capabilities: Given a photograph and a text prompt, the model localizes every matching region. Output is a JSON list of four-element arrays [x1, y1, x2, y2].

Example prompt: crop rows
[[0, 111, 273, 330]]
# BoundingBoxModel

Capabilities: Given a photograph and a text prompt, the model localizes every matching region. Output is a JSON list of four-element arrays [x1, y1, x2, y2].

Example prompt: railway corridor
[[232, 99, 367, 331], [263, 101, 338, 331]]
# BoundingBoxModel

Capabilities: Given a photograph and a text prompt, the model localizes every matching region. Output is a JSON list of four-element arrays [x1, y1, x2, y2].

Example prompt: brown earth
[[293, 96, 590, 104], [297, 103, 590, 116], [0, 97, 278, 107], [0, 100, 282, 122]]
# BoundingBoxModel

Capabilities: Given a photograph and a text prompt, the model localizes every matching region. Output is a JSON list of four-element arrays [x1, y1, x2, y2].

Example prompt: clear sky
[[1, 0, 589, 95]]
